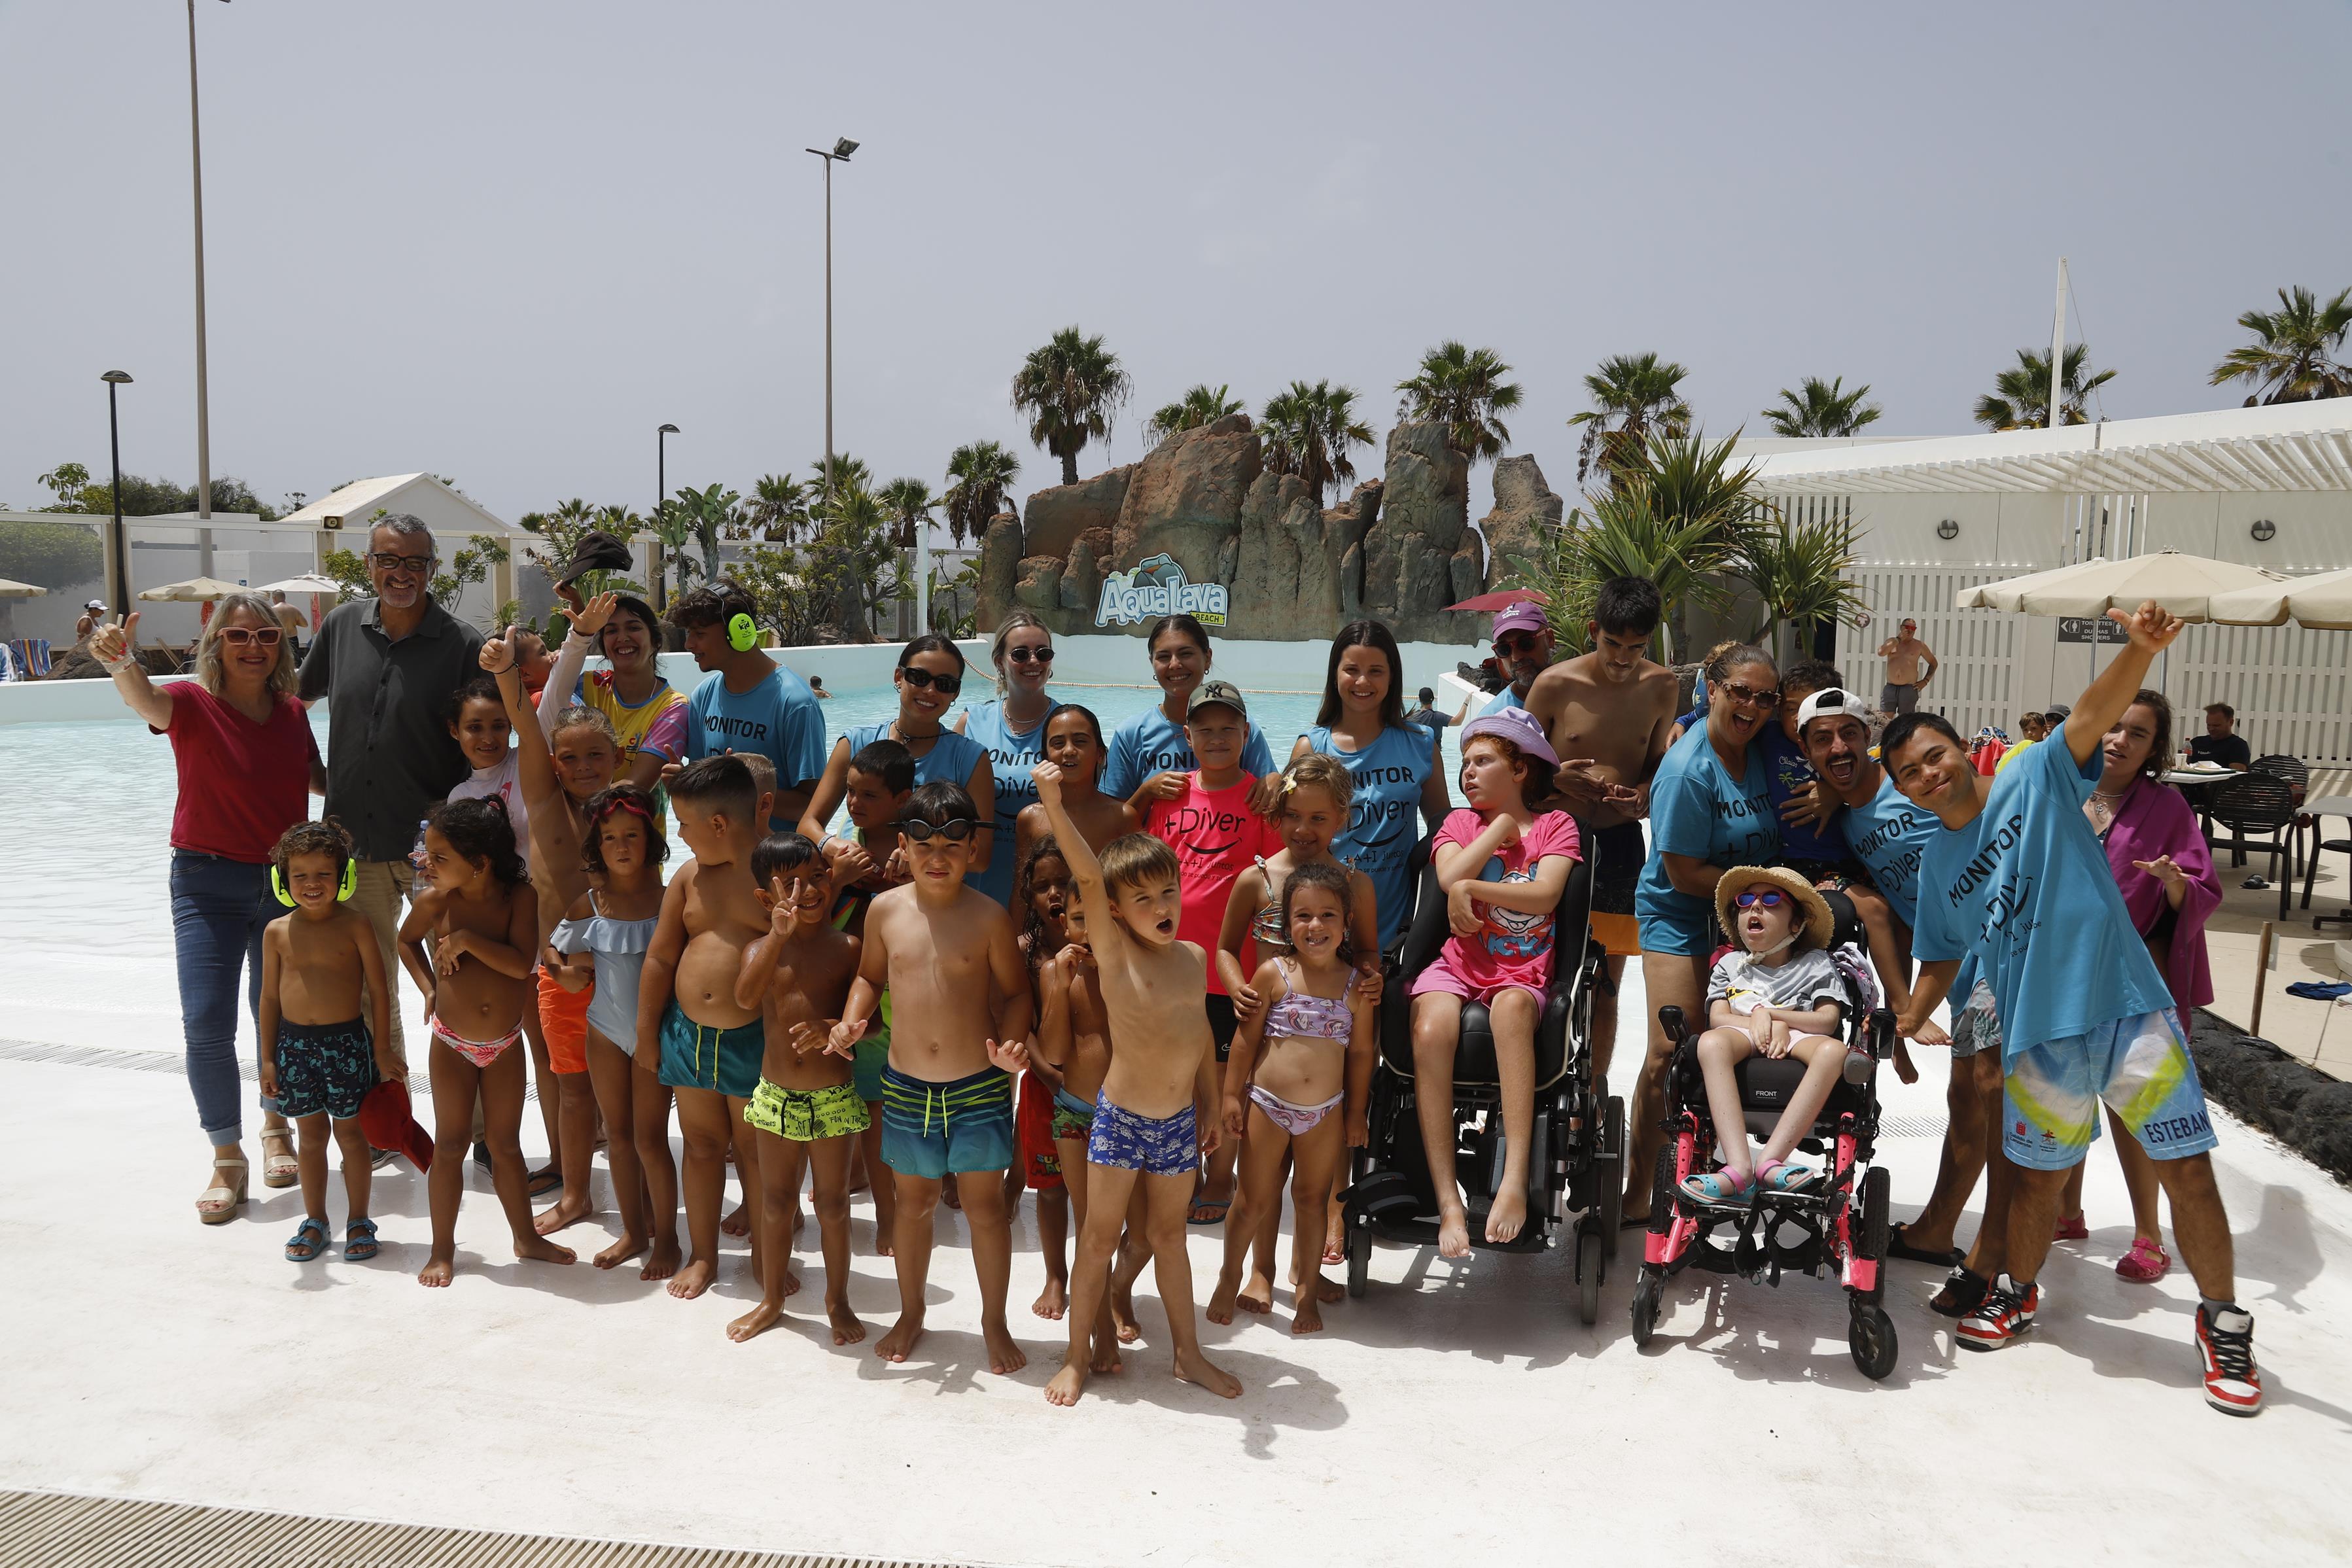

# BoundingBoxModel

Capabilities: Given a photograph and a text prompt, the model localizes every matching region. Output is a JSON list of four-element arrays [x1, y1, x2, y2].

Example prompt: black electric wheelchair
[[1626, 888, 1903, 1378], [1339, 826, 1626, 1323]]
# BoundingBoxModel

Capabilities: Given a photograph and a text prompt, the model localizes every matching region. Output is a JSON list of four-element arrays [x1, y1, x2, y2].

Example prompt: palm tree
[[879, 477, 938, 550], [2210, 285, 2352, 405], [1394, 341, 1522, 465], [1011, 326, 1134, 486], [806, 481, 905, 639], [1973, 345, 2115, 430], [805, 453, 873, 498], [1146, 383, 1246, 445], [1568, 351, 1691, 486], [743, 473, 813, 543], [1763, 375, 1882, 438], [669, 482, 741, 585], [941, 440, 1021, 548], [1259, 381, 1376, 504]]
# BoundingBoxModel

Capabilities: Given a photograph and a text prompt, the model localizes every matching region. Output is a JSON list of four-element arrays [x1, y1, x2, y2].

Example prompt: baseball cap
[[1491, 602, 1548, 642], [1796, 686, 1874, 735], [1460, 705, 1561, 768], [1187, 678, 1248, 721], [552, 528, 637, 588], [85, 599, 105, 611], [2043, 704, 2071, 724], [357, 1078, 434, 1173]]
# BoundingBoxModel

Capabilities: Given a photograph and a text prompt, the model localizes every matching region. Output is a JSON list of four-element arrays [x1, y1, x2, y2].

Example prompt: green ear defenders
[[727, 612, 760, 652], [272, 858, 359, 907]]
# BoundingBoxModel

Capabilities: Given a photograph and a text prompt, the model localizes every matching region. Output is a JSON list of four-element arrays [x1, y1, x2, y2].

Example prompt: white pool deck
[[5, 945, 2351, 1567]]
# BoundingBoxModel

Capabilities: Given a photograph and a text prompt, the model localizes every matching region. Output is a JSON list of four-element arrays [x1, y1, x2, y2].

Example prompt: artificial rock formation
[[1479, 453, 1565, 591]]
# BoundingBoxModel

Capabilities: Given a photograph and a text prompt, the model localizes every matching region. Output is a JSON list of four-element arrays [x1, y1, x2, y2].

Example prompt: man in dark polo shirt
[[298, 514, 483, 1056]]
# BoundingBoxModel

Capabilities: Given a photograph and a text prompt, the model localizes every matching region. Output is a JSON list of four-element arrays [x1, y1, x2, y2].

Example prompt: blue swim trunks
[[1635, 909, 1714, 958], [1086, 1090, 1199, 1177], [658, 1002, 763, 1098], [879, 1063, 1016, 1179], [272, 1018, 377, 1121], [2002, 1010, 2218, 1171]]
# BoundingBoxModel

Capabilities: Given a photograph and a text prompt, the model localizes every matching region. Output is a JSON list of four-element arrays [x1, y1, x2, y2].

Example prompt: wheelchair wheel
[[1599, 1096, 1626, 1259], [1630, 1270, 1662, 1348], [1848, 1301, 1897, 1381], [1345, 1211, 1369, 1300], [1575, 1218, 1603, 1325]]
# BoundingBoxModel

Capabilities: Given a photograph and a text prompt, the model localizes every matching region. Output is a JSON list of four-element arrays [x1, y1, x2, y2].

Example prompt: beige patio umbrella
[[137, 576, 248, 602], [2206, 565, 2352, 631], [253, 574, 343, 594], [1956, 550, 2288, 621], [0, 578, 48, 597]]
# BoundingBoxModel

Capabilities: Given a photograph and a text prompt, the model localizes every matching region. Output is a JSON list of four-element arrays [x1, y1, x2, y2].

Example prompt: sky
[[5, 0, 2349, 530]]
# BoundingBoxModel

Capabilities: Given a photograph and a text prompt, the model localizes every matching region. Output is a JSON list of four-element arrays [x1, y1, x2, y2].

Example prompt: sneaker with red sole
[[2196, 1305, 2264, 1416], [1957, 1273, 2041, 1351]]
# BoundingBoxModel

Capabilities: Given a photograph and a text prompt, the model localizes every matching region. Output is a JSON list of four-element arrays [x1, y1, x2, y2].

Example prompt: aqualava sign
[[1094, 552, 1229, 628]]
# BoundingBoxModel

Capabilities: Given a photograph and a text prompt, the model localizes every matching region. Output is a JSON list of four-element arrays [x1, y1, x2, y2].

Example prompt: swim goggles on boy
[[1733, 890, 1787, 908], [897, 816, 979, 843]]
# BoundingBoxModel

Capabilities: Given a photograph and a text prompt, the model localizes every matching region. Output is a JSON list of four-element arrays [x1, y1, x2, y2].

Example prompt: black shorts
[[1587, 820, 1645, 917], [1205, 994, 1238, 1063]]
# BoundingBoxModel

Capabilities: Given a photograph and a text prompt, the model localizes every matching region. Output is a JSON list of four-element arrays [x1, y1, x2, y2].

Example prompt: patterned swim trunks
[[743, 1078, 870, 1142], [272, 1018, 377, 1121], [1050, 1086, 1097, 1141], [2002, 1010, 2217, 1171], [1085, 1090, 1199, 1177]]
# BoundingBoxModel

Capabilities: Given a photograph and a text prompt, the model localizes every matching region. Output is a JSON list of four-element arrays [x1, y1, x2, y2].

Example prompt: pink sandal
[[2053, 1213, 2090, 1242], [2115, 1236, 2170, 1282]]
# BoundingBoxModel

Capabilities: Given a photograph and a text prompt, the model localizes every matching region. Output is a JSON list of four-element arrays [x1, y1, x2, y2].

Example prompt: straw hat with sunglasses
[[1713, 865, 1835, 951]]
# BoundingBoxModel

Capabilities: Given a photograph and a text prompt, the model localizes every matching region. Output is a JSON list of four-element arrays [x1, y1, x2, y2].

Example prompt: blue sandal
[[1677, 1168, 1751, 1206], [285, 1216, 330, 1263], [344, 1218, 380, 1261], [1757, 1160, 1818, 1193]]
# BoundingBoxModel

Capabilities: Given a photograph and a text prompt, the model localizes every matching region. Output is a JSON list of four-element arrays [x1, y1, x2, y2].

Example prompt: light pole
[[803, 137, 858, 499], [656, 423, 679, 610], [187, 1, 228, 526], [103, 372, 135, 616]]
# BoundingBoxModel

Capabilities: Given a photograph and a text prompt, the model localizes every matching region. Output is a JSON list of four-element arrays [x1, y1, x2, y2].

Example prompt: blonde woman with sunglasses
[[94, 593, 326, 1225]]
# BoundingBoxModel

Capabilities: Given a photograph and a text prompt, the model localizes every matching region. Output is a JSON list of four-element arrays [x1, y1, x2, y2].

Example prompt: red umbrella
[[1444, 589, 1548, 615]]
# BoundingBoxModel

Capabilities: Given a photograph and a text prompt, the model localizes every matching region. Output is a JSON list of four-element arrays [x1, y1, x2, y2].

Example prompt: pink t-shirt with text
[[1146, 772, 1282, 996], [1431, 807, 1582, 996]]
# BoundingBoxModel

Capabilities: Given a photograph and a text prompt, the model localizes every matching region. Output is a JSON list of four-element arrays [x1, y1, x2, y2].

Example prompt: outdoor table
[[2300, 795, 2352, 933]]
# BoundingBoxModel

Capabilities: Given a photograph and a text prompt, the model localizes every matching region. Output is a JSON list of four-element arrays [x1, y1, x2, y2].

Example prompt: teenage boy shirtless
[[1035, 761, 1240, 1408], [636, 755, 771, 1302], [1522, 574, 1676, 1076], [815, 781, 1033, 1373]]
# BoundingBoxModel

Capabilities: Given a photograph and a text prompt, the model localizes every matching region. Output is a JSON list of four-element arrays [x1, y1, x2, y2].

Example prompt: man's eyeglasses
[[216, 626, 284, 650], [1734, 889, 1788, 909], [1721, 680, 1781, 710], [900, 667, 962, 696], [367, 553, 435, 577], [1006, 646, 1055, 665], [896, 816, 978, 843]]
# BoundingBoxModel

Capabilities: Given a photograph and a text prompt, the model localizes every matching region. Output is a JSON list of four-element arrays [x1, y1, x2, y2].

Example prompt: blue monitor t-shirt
[[1100, 706, 1278, 801], [1839, 773, 1937, 929], [1306, 722, 1440, 952], [957, 699, 1050, 908], [684, 665, 829, 831], [1634, 725, 1778, 954], [1759, 725, 1841, 863], [1910, 735, 2173, 1058]]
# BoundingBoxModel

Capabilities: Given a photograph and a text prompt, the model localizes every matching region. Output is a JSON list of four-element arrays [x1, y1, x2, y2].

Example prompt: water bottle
[[410, 819, 431, 873]]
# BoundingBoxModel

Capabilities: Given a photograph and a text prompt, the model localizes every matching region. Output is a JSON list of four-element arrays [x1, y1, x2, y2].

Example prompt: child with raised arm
[[813, 781, 1034, 1372], [634, 755, 771, 1302], [1208, 860, 1374, 1334], [1034, 760, 1240, 1407], [734, 833, 868, 1346], [1407, 708, 1581, 1257], [1674, 869, 1852, 1204], [257, 821, 398, 1264], [399, 797, 573, 1286], [1011, 704, 1138, 869]]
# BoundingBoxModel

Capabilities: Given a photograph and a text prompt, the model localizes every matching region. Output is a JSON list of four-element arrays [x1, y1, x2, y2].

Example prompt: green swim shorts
[[743, 1078, 871, 1142], [854, 1035, 890, 1103]]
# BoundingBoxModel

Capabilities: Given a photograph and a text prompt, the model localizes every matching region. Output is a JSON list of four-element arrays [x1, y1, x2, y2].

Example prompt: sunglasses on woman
[[1006, 646, 1055, 665], [217, 626, 285, 649], [1720, 680, 1781, 710], [900, 667, 962, 696], [1733, 889, 1787, 909], [896, 816, 978, 843]]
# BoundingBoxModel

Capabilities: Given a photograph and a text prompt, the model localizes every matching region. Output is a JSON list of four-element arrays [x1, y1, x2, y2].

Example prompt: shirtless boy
[[1035, 761, 1240, 1408], [257, 821, 399, 1264], [735, 833, 868, 1346], [1522, 574, 1677, 1076], [815, 781, 1034, 1372], [1026, 877, 1127, 1367], [636, 755, 771, 1302], [820, 738, 912, 1252]]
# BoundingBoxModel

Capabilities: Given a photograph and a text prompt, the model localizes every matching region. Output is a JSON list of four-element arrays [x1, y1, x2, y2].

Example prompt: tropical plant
[[317, 548, 374, 602], [1011, 326, 1134, 486], [1736, 510, 1869, 665], [434, 533, 509, 612], [1763, 375, 1882, 438], [2210, 285, 2352, 406], [804, 481, 907, 639], [928, 557, 981, 637], [735, 542, 820, 648], [806, 452, 873, 500], [743, 473, 813, 543], [667, 482, 741, 585], [1146, 383, 1246, 445], [878, 477, 938, 550], [1258, 380, 1375, 504], [1568, 351, 1691, 486], [1973, 344, 2115, 430], [1395, 341, 1521, 465], [35, 461, 279, 519], [516, 500, 644, 631], [941, 440, 1021, 548]]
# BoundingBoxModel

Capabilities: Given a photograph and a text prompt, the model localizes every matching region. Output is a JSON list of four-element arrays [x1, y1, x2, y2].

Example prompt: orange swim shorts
[[1018, 1069, 1063, 1191], [537, 967, 594, 1074]]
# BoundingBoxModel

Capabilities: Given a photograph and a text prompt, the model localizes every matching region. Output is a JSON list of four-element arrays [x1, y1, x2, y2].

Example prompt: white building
[[1750, 402, 2352, 763]]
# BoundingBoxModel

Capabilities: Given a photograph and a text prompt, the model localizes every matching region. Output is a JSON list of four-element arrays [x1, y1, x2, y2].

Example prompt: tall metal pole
[[822, 152, 834, 500], [2048, 256, 2069, 432], [656, 423, 675, 612], [187, 0, 213, 520], [107, 377, 131, 614]]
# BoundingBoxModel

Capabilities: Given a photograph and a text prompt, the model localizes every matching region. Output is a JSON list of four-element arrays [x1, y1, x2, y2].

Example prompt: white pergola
[[1749, 401, 2352, 495]]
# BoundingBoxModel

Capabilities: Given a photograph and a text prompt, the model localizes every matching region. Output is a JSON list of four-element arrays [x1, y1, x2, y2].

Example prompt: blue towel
[[2283, 981, 2351, 1002]]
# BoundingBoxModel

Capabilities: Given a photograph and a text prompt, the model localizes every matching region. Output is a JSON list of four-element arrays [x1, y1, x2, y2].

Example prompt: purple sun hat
[[1460, 705, 1560, 769]]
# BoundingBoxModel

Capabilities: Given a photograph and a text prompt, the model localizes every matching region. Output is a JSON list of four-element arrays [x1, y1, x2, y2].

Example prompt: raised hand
[[1030, 759, 1064, 804], [2109, 598, 2184, 653], [767, 873, 799, 935], [573, 591, 619, 639], [92, 611, 139, 671], [554, 580, 586, 619], [985, 1036, 1028, 1074], [479, 626, 518, 675]]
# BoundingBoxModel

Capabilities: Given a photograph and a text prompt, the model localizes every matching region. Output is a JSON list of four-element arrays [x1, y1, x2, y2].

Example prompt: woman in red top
[[94, 593, 325, 1225]]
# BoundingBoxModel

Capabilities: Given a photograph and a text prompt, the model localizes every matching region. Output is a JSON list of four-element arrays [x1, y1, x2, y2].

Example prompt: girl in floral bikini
[[1206, 862, 1375, 1335]]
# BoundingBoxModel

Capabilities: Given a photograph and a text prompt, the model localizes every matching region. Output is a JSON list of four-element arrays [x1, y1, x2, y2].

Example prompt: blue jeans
[[169, 851, 275, 1147]]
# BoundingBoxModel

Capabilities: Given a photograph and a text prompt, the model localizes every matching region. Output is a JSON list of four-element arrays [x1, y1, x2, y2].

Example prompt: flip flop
[[344, 1218, 381, 1261], [285, 1216, 330, 1263], [525, 1165, 563, 1198], [1930, 1264, 1990, 1318], [1886, 1225, 1964, 1267], [258, 1127, 299, 1190], [1187, 1198, 1232, 1226]]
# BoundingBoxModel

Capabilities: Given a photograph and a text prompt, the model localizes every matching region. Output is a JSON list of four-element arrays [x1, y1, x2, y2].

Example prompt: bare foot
[[721, 1202, 750, 1239], [872, 1230, 896, 1259], [1045, 1358, 1088, 1407], [1324, 1215, 1346, 1266], [1173, 1346, 1242, 1399], [764, 1262, 801, 1298], [533, 1194, 591, 1236], [1236, 1270, 1274, 1315], [1292, 1271, 1344, 1304], [1893, 1040, 1920, 1086], [1292, 1296, 1324, 1335], [983, 1318, 1028, 1375], [1484, 1189, 1527, 1246], [668, 1256, 715, 1299], [1206, 1276, 1239, 1325], [1090, 1334, 1124, 1376], [640, 1237, 682, 1283], [727, 1301, 783, 1342], [1032, 1275, 1068, 1320], [875, 1311, 925, 1363], [417, 1254, 455, 1288], [941, 1181, 963, 1212], [828, 1300, 867, 1346], [1437, 1207, 1472, 1259], [516, 1235, 576, 1266], [1110, 1281, 1141, 1344], [593, 1232, 649, 1270]]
